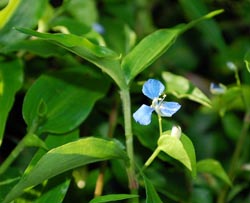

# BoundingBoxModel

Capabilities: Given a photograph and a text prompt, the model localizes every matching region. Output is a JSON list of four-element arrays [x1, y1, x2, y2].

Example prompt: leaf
[[3, 39, 67, 57], [121, 10, 223, 83], [3, 137, 129, 203], [143, 174, 163, 203], [162, 71, 211, 108], [0, 59, 23, 146], [89, 194, 139, 203], [33, 176, 71, 203], [0, 0, 47, 48], [197, 159, 232, 186], [180, 133, 197, 177], [15, 27, 127, 89], [158, 133, 192, 171], [22, 68, 109, 134], [0, 0, 21, 29], [121, 27, 180, 83], [244, 50, 250, 73]]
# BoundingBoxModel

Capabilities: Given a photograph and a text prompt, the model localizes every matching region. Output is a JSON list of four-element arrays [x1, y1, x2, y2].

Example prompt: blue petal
[[142, 79, 165, 99], [158, 102, 181, 117], [133, 104, 154, 125]]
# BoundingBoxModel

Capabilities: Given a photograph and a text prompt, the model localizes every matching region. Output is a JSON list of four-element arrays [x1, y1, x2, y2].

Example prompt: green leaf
[[197, 159, 232, 186], [121, 10, 223, 83], [0, 59, 23, 146], [23, 68, 109, 134], [158, 133, 192, 171], [3, 39, 67, 57], [180, 133, 197, 177], [244, 50, 250, 73], [0, 0, 47, 47], [33, 176, 70, 203], [162, 71, 211, 108], [15, 27, 127, 89], [0, 0, 21, 29], [89, 194, 139, 203], [143, 174, 163, 203], [3, 137, 128, 203], [121, 27, 180, 83]]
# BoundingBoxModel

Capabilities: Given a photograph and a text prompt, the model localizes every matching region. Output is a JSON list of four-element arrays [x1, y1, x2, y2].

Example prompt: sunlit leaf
[[197, 159, 232, 186], [158, 133, 192, 171], [23, 68, 109, 134], [0, 59, 23, 146], [180, 133, 197, 177], [162, 71, 211, 108], [89, 194, 139, 203], [3, 137, 128, 203]]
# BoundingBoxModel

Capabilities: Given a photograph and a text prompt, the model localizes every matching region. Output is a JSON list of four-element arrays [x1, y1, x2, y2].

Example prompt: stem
[[0, 116, 41, 174], [158, 114, 163, 137], [217, 111, 250, 203], [120, 88, 139, 202], [0, 135, 27, 174], [142, 114, 163, 170], [143, 147, 161, 170]]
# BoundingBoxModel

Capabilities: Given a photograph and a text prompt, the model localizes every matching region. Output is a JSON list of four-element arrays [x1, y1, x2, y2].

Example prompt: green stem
[[143, 147, 161, 169], [158, 114, 163, 137], [217, 111, 250, 203], [142, 114, 163, 170], [120, 88, 139, 202], [0, 135, 27, 174], [0, 116, 41, 175]]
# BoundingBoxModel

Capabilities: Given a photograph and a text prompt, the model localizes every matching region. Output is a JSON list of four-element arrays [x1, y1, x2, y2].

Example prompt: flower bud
[[170, 125, 182, 139]]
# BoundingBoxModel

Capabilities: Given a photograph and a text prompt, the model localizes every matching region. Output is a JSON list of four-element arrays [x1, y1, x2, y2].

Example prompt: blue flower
[[133, 79, 181, 125]]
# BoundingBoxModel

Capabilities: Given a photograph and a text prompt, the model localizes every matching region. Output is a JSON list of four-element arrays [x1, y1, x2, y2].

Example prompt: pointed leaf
[[162, 71, 211, 107], [121, 10, 223, 83], [121, 27, 180, 83], [143, 174, 163, 203], [15, 27, 127, 89], [180, 133, 197, 177], [158, 133, 192, 171], [197, 159, 232, 186], [3, 137, 128, 203], [89, 194, 139, 203], [23, 68, 109, 134], [0, 59, 23, 146]]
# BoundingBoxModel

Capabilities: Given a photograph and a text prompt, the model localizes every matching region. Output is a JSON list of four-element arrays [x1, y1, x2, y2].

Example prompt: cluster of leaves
[[0, 0, 250, 203]]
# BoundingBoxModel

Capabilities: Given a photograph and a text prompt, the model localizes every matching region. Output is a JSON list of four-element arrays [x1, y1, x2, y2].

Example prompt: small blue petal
[[133, 104, 154, 125], [142, 79, 165, 100], [158, 102, 181, 117]]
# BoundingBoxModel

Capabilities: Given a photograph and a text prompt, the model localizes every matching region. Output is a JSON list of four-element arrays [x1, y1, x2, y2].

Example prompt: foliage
[[0, 0, 249, 203]]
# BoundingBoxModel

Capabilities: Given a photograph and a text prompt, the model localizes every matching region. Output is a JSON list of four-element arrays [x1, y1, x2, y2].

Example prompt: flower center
[[151, 94, 166, 114]]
